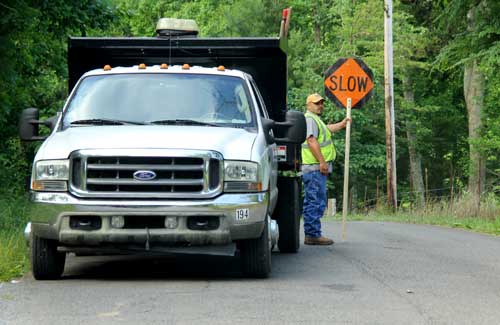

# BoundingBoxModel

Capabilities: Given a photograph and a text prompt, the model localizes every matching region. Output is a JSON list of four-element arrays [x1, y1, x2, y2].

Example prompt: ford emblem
[[133, 170, 157, 181]]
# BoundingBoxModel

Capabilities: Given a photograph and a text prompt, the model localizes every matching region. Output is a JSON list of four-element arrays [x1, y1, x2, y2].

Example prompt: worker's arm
[[327, 118, 351, 133], [306, 136, 329, 175]]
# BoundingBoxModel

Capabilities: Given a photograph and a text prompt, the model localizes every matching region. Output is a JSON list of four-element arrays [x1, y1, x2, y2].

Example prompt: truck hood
[[36, 125, 257, 161]]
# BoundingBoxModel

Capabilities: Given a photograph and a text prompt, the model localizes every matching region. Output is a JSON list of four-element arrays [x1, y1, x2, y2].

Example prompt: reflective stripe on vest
[[301, 139, 333, 148], [301, 112, 336, 164]]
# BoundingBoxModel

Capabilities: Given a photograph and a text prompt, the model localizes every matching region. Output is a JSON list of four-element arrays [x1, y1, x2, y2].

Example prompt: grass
[[327, 213, 500, 236], [326, 193, 500, 236], [0, 194, 31, 282], [0, 230, 29, 282]]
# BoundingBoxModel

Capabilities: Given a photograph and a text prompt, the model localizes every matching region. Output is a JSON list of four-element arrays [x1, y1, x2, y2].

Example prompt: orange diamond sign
[[324, 58, 374, 109]]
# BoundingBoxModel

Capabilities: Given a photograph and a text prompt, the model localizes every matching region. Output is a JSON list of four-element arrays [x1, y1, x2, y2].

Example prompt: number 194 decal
[[235, 209, 250, 221]]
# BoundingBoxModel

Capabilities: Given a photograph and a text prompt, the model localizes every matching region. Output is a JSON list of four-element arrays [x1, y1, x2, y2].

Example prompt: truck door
[[248, 77, 278, 199]]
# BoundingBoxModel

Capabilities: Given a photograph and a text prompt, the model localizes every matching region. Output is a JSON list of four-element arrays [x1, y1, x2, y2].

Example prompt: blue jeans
[[302, 170, 327, 238]]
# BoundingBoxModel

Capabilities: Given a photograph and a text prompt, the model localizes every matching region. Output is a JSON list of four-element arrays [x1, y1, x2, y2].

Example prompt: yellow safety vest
[[301, 112, 336, 164]]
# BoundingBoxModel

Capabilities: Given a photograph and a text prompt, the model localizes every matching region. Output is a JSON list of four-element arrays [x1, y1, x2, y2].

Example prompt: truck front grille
[[69, 149, 223, 199]]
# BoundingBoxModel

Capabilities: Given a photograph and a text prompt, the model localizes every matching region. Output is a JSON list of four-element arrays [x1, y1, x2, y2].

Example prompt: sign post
[[342, 98, 352, 240], [324, 58, 373, 241]]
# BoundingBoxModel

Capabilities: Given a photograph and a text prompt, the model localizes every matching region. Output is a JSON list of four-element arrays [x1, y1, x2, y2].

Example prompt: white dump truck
[[19, 18, 305, 279]]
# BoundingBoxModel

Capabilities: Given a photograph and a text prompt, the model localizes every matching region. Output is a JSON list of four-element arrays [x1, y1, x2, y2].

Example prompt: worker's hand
[[327, 118, 352, 133], [319, 161, 329, 175]]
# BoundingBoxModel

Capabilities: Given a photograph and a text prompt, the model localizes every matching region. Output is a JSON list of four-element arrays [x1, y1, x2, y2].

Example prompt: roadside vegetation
[[0, 195, 31, 282], [330, 193, 500, 236], [0, 1, 499, 281]]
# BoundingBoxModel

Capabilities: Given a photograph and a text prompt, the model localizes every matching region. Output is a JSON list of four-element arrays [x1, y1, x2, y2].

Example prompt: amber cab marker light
[[160, 63, 168, 69], [103, 65, 112, 71], [182, 64, 190, 70], [32, 180, 43, 191], [139, 63, 147, 69], [217, 65, 225, 71]]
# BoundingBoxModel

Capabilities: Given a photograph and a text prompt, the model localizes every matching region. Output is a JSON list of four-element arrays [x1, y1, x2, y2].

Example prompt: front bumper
[[28, 191, 268, 249]]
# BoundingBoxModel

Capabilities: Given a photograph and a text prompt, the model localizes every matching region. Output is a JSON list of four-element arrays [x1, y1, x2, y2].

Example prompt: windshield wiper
[[148, 119, 219, 127], [70, 119, 144, 126]]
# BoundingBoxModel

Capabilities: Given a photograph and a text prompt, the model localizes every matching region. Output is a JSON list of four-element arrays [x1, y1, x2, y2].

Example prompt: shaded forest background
[[0, 0, 499, 217]]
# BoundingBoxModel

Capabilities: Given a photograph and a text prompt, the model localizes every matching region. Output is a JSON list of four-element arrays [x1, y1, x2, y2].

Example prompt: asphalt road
[[1, 221, 500, 325]]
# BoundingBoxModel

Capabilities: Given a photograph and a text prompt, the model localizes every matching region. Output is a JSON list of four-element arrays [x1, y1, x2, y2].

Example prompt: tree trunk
[[406, 126, 425, 208], [464, 59, 485, 203], [403, 75, 425, 208], [464, 6, 486, 211], [313, 3, 321, 44]]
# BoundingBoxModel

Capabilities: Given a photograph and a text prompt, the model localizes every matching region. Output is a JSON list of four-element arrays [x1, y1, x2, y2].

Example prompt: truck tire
[[276, 177, 301, 253], [240, 216, 271, 278], [31, 235, 66, 280]]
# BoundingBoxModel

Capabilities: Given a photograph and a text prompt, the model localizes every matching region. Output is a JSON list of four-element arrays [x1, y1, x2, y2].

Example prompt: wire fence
[[343, 185, 500, 218]]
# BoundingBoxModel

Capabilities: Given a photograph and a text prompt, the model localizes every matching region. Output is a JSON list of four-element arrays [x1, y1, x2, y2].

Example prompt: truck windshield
[[62, 73, 256, 129]]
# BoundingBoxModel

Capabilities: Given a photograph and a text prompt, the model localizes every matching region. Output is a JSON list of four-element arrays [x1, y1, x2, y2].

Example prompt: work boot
[[304, 236, 334, 245]]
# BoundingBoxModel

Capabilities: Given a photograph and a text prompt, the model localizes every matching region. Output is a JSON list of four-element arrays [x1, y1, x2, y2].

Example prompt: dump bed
[[68, 37, 288, 121]]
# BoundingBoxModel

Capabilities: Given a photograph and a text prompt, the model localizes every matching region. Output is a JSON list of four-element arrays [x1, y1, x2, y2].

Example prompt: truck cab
[[19, 19, 305, 279]]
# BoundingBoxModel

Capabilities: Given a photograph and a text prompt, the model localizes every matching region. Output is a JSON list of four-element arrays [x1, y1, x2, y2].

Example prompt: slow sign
[[324, 58, 374, 109], [323, 57, 374, 241]]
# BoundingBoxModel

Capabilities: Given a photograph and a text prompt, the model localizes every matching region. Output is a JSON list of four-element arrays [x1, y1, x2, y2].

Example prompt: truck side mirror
[[19, 108, 58, 141], [262, 118, 275, 144], [273, 110, 306, 144]]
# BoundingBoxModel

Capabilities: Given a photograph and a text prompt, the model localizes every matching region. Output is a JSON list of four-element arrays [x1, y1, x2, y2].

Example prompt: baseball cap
[[306, 93, 325, 104]]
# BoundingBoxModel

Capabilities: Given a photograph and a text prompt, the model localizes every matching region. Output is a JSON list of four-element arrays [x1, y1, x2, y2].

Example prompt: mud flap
[[273, 176, 301, 253]]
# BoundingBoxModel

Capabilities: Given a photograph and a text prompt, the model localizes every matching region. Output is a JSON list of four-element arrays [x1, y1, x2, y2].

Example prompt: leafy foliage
[[0, 0, 116, 194]]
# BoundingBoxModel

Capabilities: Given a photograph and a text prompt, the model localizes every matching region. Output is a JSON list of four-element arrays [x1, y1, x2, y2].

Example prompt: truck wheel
[[277, 178, 301, 253], [31, 235, 66, 280], [277, 198, 300, 253], [240, 216, 271, 278]]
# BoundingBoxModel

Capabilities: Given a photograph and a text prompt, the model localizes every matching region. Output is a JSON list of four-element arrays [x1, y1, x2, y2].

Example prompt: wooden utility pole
[[384, 0, 397, 209]]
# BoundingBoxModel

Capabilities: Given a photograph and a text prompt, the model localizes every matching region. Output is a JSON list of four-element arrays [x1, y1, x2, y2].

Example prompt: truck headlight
[[224, 161, 262, 192], [32, 160, 69, 192]]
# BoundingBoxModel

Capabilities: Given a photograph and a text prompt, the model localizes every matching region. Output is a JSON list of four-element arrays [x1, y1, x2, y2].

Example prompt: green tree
[[0, 0, 115, 193], [436, 0, 500, 210]]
